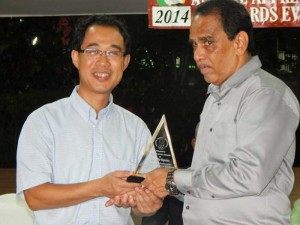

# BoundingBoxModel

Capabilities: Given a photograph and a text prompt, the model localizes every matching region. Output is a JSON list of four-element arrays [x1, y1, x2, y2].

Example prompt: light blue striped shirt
[[17, 87, 159, 225]]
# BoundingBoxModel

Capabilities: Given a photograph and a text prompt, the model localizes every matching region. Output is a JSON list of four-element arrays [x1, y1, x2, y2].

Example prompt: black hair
[[194, 0, 254, 54], [71, 15, 132, 55]]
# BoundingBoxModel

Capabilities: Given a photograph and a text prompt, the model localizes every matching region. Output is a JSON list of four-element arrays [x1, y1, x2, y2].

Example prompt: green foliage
[[292, 199, 300, 225], [0, 17, 77, 95]]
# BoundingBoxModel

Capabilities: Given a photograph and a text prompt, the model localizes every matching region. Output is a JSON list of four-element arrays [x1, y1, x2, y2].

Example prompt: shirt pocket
[[207, 122, 237, 163], [101, 154, 136, 175]]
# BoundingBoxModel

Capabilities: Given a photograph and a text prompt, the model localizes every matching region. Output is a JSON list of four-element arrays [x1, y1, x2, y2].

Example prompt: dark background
[[0, 15, 299, 168]]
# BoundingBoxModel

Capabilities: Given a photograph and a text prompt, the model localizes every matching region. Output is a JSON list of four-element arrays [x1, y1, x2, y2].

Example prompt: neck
[[78, 89, 110, 113]]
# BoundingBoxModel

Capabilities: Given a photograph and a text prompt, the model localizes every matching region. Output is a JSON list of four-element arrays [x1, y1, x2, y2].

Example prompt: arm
[[24, 171, 140, 211], [175, 88, 299, 199], [142, 88, 299, 200]]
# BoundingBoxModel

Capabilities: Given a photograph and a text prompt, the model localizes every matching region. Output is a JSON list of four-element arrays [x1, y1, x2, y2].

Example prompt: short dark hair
[[71, 15, 132, 55], [194, 0, 254, 54]]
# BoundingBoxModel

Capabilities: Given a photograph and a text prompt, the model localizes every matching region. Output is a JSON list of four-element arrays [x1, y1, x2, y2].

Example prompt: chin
[[203, 75, 219, 86], [203, 76, 213, 84]]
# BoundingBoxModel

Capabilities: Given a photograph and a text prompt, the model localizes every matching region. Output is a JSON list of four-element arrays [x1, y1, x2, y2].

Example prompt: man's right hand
[[98, 171, 141, 198], [24, 170, 140, 211]]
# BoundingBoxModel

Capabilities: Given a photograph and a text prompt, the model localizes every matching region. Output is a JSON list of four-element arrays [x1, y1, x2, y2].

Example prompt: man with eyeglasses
[[16, 15, 161, 225]]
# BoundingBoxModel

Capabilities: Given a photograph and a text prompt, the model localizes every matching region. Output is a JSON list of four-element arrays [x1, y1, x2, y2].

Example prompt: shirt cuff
[[174, 168, 193, 195]]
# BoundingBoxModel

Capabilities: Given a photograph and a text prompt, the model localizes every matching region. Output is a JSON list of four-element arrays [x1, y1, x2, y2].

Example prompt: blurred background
[[0, 15, 299, 168]]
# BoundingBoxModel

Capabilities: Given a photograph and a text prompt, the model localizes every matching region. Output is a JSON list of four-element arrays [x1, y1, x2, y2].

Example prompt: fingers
[[144, 185, 168, 199], [128, 195, 137, 207], [142, 168, 168, 185], [100, 171, 142, 199], [105, 192, 137, 208], [112, 195, 124, 207], [106, 187, 163, 216], [134, 187, 163, 215], [105, 198, 114, 207], [118, 182, 141, 196], [103, 168, 168, 212]]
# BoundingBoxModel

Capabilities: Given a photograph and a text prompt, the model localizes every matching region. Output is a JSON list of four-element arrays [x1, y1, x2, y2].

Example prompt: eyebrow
[[111, 44, 122, 51], [85, 43, 123, 51], [189, 35, 213, 43], [198, 35, 213, 41]]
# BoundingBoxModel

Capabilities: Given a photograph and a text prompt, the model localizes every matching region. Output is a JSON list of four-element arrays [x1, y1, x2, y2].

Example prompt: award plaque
[[127, 115, 177, 183], [153, 115, 178, 169]]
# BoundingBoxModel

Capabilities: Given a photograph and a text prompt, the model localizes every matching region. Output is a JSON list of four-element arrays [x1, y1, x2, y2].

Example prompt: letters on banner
[[148, 0, 300, 29]]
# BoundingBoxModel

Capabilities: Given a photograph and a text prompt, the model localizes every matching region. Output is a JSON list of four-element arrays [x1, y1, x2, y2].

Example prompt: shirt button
[[186, 205, 190, 210], [211, 195, 215, 198], [210, 128, 213, 132], [217, 102, 221, 106], [187, 191, 191, 194]]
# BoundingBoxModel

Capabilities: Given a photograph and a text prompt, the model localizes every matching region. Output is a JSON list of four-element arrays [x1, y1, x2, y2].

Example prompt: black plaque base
[[126, 175, 145, 183]]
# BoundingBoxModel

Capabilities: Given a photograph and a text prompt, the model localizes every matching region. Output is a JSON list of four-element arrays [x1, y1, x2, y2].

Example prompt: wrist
[[165, 168, 180, 195]]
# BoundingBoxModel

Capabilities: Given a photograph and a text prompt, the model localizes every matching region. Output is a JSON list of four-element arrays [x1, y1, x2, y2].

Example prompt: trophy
[[127, 115, 178, 183]]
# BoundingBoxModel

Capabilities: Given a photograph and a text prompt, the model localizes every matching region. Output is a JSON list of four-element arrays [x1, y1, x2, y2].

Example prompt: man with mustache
[[142, 0, 300, 224]]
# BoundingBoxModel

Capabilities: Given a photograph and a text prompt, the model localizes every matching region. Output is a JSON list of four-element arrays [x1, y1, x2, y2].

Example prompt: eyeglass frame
[[77, 48, 125, 59]]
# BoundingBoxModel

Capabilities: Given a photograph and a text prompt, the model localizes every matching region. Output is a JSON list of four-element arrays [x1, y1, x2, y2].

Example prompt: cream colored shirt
[[175, 56, 300, 225]]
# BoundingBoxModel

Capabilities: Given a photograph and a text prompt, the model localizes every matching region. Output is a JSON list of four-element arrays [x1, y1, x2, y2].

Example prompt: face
[[71, 25, 130, 100], [189, 14, 244, 86]]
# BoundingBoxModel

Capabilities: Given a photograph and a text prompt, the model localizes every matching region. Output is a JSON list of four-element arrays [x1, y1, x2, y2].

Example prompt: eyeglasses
[[78, 48, 124, 59]]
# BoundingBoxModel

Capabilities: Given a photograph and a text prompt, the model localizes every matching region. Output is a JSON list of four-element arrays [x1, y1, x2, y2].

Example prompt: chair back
[[0, 193, 33, 225]]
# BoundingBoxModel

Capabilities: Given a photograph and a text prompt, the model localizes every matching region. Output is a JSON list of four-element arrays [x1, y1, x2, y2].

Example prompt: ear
[[234, 31, 249, 56], [123, 54, 131, 71], [71, 50, 79, 69]]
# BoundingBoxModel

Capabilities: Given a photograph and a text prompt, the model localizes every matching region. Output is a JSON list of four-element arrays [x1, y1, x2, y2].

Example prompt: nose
[[98, 51, 109, 57], [95, 53, 110, 65], [193, 45, 205, 62]]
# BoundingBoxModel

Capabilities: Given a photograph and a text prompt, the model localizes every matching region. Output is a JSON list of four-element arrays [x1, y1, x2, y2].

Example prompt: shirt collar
[[70, 86, 113, 123], [208, 56, 262, 99]]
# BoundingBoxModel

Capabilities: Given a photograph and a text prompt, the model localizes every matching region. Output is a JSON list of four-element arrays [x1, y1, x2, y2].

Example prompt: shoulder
[[244, 70, 299, 117], [238, 68, 294, 100], [25, 97, 70, 126], [110, 104, 148, 127]]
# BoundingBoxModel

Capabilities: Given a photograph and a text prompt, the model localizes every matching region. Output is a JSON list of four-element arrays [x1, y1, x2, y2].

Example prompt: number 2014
[[154, 9, 190, 25], [155, 10, 189, 23]]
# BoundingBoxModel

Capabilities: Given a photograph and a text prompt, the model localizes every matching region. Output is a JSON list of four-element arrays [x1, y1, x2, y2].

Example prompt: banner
[[148, 0, 300, 29]]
